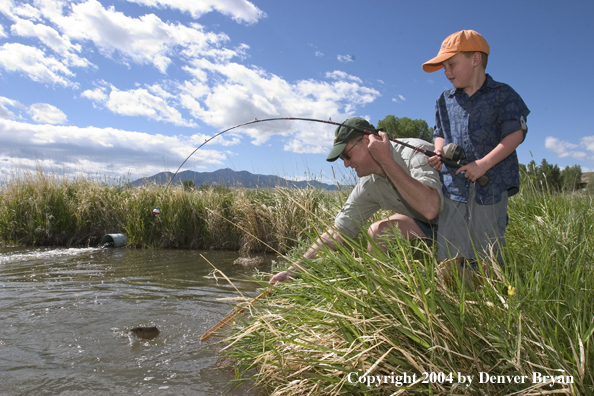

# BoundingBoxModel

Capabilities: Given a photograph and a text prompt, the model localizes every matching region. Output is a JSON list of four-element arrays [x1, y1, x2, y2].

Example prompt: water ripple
[[0, 247, 269, 396]]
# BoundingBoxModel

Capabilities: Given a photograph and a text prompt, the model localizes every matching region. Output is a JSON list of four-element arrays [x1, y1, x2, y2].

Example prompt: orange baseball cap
[[422, 30, 490, 73]]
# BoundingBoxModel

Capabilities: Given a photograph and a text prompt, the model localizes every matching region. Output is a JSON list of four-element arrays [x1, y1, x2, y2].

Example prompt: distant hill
[[130, 168, 339, 190]]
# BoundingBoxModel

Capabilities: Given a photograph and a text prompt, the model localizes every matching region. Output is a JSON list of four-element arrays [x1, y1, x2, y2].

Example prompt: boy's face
[[442, 52, 475, 90]]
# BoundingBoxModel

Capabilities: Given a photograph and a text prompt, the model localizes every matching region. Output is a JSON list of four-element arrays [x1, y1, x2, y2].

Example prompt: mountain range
[[130, 168, 339, 190]]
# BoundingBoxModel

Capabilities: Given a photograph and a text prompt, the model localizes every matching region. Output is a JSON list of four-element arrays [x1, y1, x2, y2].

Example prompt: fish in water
[[129, 326, 160, 340]]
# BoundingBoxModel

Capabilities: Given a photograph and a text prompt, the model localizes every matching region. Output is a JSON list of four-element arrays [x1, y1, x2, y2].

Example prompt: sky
[[1, 0, 593, 185]]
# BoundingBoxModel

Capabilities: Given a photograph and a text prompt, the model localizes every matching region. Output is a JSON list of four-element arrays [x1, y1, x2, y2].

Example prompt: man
[[269, 117, 443, 284]]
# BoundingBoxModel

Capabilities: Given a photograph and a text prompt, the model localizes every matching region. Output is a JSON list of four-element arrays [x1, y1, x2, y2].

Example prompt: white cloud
[[398, 95, 406, 101], [147, 84, 174, 99], [0, 0, 383, 166], [84, 85, 196, 127], [74, 41, 380, 141], [544, 136, 587, 161], [0, 104, 15, 119], [0, 24, 6, 38], [178, 59, 380, 149], [126, 0, 266, 24], [0, 96, 25, 109], [28, 103, 67, 124], [11, 2, 42, 20], [315, 51, 324, 57], [81, 87, 108, 103], [188, 132, 241, 147], [58, 0, 232, 73], [580, 136, 594, 153], [0, 96, 25, 119], [0, 43, 75, 86], [325, 70, 362, 83], [0, 118, 226, 179], [10, 18, 92, 69], [2, 0, 233, 75], [337, 54, 354, 63]]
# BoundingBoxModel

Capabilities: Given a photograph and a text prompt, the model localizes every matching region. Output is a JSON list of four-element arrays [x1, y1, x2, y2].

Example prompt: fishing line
[[152, 117, 488, 215]]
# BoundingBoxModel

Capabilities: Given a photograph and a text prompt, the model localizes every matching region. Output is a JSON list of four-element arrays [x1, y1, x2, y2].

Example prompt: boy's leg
[[436, 188, 503, 289], [437, 186, 509, 261], [468, 190, 509, 262], [436, 197, 474, 261], [437, 186, 509, 288]]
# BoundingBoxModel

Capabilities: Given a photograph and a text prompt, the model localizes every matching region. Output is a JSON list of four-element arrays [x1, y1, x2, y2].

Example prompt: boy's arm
[[456, 129, 524, 182]]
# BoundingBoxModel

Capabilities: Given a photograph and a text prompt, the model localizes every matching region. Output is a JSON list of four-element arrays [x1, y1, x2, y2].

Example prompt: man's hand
[[269, 265, 298, 285], [367, 131, 393, 165]]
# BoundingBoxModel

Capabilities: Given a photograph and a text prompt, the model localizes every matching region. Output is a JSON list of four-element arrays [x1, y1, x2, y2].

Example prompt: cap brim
[[422, 51, 457, 73], [326, 142, 348, 162]]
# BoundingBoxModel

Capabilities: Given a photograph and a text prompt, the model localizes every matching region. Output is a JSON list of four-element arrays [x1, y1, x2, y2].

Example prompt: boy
[[423, 30, 529, 271]]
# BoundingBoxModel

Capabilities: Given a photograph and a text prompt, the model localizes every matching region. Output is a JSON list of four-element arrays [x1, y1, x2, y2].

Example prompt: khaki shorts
[[436, 184, 508, 261]]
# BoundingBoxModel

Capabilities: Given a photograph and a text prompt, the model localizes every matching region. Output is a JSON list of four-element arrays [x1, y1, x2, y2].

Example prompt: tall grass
[[2, 168, 592, 394], [0, 168, 342, 252], [223, 182, 593, 395]]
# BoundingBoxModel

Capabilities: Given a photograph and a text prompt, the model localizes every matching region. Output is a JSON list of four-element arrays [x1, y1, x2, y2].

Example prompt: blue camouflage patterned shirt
[[433, 74, 530, 205]]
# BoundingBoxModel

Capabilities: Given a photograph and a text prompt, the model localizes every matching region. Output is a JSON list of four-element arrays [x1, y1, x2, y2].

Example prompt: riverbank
[[0, 169, 344, 252], [224, 186, 594, 395]]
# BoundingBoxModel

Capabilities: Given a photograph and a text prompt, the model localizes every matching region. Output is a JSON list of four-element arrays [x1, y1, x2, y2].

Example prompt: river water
[[0, 246, 271, 395]]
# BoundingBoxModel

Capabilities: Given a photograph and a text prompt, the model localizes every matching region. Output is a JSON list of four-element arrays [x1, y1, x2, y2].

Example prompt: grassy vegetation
[[2, 169, 592, 394], [222, 182, 594, 395], [0, 168, 346, 252]]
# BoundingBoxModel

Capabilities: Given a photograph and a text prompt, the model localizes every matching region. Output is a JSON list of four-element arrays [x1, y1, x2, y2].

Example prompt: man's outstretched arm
[[269, 227, 345, 285]]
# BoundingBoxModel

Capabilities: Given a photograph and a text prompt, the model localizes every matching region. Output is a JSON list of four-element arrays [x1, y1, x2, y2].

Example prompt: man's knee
[[367, 222, 381, 241]]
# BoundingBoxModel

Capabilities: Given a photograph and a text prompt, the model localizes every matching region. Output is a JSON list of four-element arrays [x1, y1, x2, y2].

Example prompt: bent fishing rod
[[153, 117, 488, 215]]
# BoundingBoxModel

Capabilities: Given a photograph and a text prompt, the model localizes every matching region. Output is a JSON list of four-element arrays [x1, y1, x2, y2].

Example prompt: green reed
[[2, 169, 592, 394], [224, 185, 593, 395], [0, 169, 340, 252]]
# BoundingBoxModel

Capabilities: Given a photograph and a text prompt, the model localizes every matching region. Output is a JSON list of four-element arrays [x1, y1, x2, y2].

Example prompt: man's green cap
[[326, 117, 375, 162]]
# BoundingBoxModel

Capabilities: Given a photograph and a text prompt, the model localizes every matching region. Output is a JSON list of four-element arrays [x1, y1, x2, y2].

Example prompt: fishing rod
[[163, 118, 344, 191], [153, 118, 340, 215], [152, 117, 488, 215]]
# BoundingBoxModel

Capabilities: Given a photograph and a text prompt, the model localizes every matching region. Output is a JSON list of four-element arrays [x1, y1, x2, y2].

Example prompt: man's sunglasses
[[340, 138, 363, 161]]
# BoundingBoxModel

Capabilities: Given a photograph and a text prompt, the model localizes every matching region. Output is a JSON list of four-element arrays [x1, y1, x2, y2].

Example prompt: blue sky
[[1, 0, 593, 184]]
